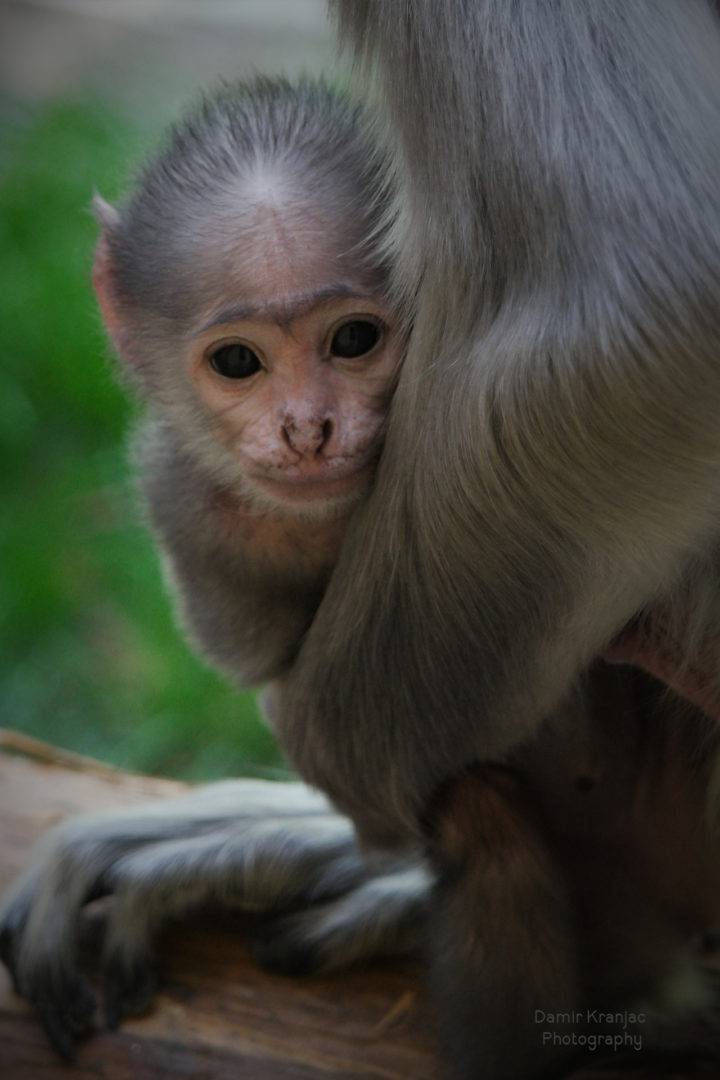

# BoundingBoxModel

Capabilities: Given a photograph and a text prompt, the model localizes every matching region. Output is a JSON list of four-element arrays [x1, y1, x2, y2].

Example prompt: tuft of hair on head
[[103, 75, 392, 322]]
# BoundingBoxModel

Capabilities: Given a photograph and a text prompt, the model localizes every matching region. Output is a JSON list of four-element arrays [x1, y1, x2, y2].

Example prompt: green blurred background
[[0, 0, 333, 780]]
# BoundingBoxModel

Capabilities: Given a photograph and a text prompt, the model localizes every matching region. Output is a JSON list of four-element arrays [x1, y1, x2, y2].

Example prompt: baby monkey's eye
[[330, 320, 381, 359], [209, 343, 261, 379]]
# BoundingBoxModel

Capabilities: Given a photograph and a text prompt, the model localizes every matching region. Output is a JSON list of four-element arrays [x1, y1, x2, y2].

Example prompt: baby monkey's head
[[94, 77, 400, 518]]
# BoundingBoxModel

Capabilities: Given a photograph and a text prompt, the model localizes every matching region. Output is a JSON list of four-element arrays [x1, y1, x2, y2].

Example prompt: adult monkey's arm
[[274, 0, 720, 844]]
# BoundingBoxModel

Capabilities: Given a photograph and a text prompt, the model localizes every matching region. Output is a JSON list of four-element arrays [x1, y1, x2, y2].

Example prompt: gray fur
[[107, 75, 389, 325], [271, 0, 720, 844]]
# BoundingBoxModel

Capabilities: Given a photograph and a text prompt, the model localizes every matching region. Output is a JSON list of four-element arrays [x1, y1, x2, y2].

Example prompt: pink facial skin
[[189, 279, 400, 520]]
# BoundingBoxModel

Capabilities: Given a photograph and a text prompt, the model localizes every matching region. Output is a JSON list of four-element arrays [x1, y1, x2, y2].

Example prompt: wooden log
[[0, 729, 706, 1079]]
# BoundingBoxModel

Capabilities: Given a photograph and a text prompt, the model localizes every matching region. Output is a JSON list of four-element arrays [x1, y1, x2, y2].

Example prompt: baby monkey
[[94, 75, 400, 688]]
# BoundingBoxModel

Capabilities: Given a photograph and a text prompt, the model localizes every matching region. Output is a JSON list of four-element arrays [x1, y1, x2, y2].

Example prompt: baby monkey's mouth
[[252, 459, 375, 502], [247, 445, 381, 497]]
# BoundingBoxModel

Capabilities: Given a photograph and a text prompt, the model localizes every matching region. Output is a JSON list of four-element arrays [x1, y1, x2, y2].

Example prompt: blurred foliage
[[0, 100, 285, 780]]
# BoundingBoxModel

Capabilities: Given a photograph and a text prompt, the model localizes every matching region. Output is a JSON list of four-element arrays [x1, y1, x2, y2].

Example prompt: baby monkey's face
[[189, 278, 400, 517], [93, 177, 400, 521]]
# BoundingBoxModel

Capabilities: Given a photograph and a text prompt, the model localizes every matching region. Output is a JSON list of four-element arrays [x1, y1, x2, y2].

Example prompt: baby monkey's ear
[[91, 194, 134, 364], [92, 192, 120, 230]]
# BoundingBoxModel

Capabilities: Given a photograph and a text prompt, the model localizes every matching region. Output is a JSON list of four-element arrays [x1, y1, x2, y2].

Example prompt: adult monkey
[[273, 0, 720, 844], [264, 8, 720, 1070]]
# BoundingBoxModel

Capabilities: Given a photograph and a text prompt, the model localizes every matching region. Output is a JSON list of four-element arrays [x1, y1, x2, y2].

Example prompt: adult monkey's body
[[273, 0, 720, 843]]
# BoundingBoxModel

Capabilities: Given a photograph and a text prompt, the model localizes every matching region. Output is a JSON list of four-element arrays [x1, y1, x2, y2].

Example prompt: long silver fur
[[272, 0, 720, 843]]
